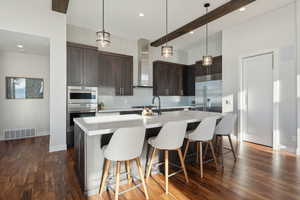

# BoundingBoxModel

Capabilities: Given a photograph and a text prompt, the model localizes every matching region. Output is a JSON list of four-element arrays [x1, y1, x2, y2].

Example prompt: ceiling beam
[[150, 0, 256, 47], [52, 0, 70, 14]]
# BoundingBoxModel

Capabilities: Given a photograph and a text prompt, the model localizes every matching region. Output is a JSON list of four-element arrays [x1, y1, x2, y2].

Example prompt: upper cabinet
[[67, 42, 133, 96], [195, 56, 222, 77], [67, 45, 84, 86], [153, 61, 184, 96], [84, 48, 99, 87]]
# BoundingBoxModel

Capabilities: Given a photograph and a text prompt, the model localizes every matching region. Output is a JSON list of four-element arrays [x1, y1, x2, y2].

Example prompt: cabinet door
[[211, 56, 222, 74], [122, 57, 133, 96], [183, 66, 195, 96], [153, 62, 169, 96], [98, 54, 114, 87], [84, 49, 99, 87], [112, 56, 123, 96], [67, 46, 84, 86]]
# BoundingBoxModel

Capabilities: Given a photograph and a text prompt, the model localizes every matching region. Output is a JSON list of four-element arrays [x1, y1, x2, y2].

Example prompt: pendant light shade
[[97, 31, 111, 48], [202, 3, 213, 66], [97, 0, 111, 49], [161, 45, 173, 58], [203, 55, 213, 66], [161, 0, 173, 58]]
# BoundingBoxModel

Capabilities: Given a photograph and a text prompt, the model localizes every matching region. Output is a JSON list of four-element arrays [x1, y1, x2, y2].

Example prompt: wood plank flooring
[[0, 136, 299, 200]]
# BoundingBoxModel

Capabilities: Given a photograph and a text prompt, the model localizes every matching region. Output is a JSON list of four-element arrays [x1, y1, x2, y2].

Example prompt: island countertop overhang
[[74, 111, 223, 136]]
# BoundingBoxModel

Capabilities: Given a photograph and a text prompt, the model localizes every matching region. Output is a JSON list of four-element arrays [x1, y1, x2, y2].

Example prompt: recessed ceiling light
[[239, 7, 246, 12], [190, 31, 194, 34], [139, 13, 145, 17], [17, 44, 23, 48]]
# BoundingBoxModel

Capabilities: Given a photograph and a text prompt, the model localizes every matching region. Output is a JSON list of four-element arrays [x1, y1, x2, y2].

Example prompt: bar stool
[[183, 117, 218, 178], [97, 126, 149, 200], [145, 121, 189, 194], [215, 113, 237, 167]]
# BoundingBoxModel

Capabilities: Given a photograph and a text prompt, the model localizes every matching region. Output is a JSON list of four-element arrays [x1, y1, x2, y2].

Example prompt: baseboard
[[49, 144, 67, 152]]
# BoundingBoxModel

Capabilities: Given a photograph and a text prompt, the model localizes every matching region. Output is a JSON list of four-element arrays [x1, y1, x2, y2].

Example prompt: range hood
[[134, 39, 153, 88]]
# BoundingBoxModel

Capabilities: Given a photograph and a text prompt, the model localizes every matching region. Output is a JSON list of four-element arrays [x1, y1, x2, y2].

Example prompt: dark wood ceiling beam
[[150, 0, 256, 47], [52, 0, 70, 14]]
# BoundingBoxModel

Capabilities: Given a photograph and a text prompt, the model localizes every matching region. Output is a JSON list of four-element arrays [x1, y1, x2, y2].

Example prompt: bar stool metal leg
[[228, 135, 237, 161], [98, 159, 111, 200], [209, 141, 219, 170]]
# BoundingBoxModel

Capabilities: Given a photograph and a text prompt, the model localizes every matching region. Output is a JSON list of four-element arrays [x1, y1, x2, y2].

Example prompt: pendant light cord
[[205, 6, 208, 56], [165, 0, 168, 46], [102, 0, 105, 31]]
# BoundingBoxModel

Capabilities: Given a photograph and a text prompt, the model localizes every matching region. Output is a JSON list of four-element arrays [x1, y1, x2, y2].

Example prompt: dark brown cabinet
[[99, 52, 133, 96], [195, 56, 222, 76], [67, 42, 133, 96], [84, 49, 99, 87], [67, 46, 84, 86], [183, 66, 195, 96], [153, 61, 184, 96]]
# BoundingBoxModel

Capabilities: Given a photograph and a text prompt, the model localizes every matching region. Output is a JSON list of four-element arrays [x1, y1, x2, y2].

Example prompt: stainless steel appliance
[[195, 74, 222, 113], [67, 86, 98, 148], [68, 86, 97, 104]]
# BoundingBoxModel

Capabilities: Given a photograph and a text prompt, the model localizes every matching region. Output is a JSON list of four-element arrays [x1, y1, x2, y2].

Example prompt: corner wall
[[0, 52, 50, 139], [0, 0, 67, 152], [222, 2, 297, 153]]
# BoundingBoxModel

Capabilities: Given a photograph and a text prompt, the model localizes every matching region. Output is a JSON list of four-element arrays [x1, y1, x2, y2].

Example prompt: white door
[[243, 53, 273, 147]]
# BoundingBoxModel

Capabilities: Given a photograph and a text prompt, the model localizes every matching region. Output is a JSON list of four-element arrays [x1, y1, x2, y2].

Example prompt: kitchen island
[[73, 110, 222, 196]]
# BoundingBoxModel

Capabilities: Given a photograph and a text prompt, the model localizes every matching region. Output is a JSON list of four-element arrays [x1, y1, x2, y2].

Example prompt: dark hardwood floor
[[0, 136, 299, 200]]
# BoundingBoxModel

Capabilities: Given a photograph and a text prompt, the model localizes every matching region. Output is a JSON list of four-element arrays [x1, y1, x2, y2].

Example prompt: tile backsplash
[[98, 87, 195, 109]]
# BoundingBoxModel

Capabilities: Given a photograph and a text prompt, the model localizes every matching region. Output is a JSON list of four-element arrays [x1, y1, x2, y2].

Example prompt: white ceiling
[[0, 29, 50, 56], [67, 0, 295, 50]]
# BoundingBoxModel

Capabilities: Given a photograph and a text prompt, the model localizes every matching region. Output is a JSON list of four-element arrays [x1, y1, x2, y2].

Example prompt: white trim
[[49, 144, 67, 152], [238, 49, 280, 150]]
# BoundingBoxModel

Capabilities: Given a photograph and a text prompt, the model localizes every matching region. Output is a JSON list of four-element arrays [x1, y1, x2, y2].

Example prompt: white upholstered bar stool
[[183, 117, 218, 178], [97, 126, 149, 200], [145, 121, 189, 194], [215, 113, 237, 167]]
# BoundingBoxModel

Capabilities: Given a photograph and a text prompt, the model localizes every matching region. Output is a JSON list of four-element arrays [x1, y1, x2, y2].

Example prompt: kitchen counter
[[97, 106, 192, 113], [75, 110, 222, 136]]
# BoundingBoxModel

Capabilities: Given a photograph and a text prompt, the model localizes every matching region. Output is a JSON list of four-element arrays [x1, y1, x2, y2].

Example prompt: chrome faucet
[[152, 96, 161, 115]]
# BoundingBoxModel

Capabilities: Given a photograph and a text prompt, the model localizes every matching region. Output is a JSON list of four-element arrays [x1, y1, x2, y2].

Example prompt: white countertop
[[74, 111, 222, 136], [97, 106, 192, 113]]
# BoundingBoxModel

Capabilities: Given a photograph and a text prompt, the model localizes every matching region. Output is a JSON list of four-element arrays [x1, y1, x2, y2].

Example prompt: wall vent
[[4, 128, 36, 140]]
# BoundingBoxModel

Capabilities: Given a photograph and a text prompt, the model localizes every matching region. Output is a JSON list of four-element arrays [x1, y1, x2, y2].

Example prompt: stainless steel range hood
[[134, 39, 153, 88]]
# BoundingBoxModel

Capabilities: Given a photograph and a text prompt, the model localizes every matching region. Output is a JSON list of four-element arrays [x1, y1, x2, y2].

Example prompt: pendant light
[[202, 3, 213, 66], [96, 0, 111, 49], [161, 0, 173, 58]]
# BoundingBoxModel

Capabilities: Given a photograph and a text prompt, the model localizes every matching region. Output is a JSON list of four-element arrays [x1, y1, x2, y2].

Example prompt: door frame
[[238, 49, 280, 150]]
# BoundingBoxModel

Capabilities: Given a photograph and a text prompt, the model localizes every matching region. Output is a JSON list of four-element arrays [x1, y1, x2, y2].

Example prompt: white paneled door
[[243, 53, 273, 147]]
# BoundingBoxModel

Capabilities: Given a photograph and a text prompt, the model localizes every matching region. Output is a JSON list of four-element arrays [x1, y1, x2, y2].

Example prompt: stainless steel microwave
[[67, 86, 98, 104]]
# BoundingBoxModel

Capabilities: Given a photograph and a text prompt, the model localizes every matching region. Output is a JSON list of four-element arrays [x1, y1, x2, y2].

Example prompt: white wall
[[186, 32, 222, 65], [0, 0, 67, 152], [296, 0, 300, 155], [67, 24, 189, 85], [222, 3, 297, 153], [0, 52, 50, 139]]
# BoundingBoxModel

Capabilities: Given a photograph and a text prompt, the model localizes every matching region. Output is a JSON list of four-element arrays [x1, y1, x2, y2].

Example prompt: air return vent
[[4, 128, 36, 140]]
